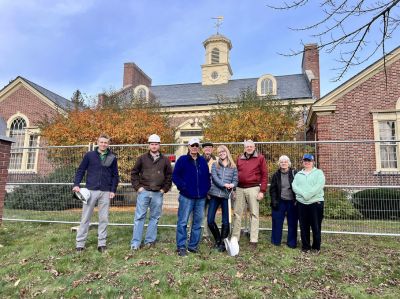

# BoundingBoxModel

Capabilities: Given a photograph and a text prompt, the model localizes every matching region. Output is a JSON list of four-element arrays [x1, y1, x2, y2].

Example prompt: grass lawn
[[0, 216, 399, 298]]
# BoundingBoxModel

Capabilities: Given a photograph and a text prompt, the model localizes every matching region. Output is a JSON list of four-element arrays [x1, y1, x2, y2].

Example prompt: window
[[180, 130, 203, 137], [137, 88, 146, 100], [211, 48, 219, 64], [27, 134, 39, 170], [261, 78, 273, 95], [372, 99, 400, 172], [379, 121, 397, 169], [257, 74, 277, 96], [9, 117, 26, 169], [8, 116, 39, 172], [133, 85, 149, 101]]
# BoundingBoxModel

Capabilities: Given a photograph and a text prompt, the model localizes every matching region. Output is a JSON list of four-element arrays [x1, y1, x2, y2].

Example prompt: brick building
[[307, 46, 400, 185], [115, 33, 319, 144], [0, 76, 70, 177]]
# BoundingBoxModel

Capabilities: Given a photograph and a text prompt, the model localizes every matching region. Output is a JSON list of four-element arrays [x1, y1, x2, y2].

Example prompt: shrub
[[260, 193, 272, 216], [5, 166, 80, 211], [324, 189, 362, 219], [352, 188, 400, 220]]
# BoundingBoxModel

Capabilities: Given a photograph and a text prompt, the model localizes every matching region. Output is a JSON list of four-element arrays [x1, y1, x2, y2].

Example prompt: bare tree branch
[[270, 0, 400, 81]]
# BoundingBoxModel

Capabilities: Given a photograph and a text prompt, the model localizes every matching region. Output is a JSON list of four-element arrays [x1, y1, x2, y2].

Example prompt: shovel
[[224, 190, 239, 256]]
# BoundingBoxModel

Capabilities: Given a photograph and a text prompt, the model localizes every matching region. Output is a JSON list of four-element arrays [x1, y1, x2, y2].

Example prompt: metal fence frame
[[3, 141, 400, 236]]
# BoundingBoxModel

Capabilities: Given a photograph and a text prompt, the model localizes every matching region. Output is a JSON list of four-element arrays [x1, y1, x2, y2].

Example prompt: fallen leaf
[[235, 272, 243, 278], [151, 279, 160, 287], [14, 279, 21, 287]]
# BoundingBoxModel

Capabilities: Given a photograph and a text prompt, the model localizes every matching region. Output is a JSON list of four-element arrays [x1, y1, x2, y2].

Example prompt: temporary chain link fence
[[3, 141, 400, 236]]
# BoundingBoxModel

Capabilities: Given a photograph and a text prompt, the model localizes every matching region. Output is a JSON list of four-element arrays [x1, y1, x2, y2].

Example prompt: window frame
[[372, 101, 400, 172], [211, 47, 220, 64], [7, 113, 40, 173], [257, 74, 277, 96], [133, 85, 149, 101]]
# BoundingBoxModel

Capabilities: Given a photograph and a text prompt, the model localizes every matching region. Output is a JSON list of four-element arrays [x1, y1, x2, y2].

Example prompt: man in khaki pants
[[232, 140, 267, 249]]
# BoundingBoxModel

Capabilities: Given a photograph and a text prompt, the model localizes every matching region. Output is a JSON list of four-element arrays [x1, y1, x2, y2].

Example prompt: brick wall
[[0, 138, 13, 224], [314, 58, 400, 185], [0, 85, 61, 178], [0, 85, 59, 126]]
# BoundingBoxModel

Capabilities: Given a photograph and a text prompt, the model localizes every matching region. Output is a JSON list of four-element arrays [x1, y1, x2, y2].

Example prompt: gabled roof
[[20, 77, 71, 110], [0, 76, 71, 111], [125, 74, 312, 107], [308, 45, 400, 125]]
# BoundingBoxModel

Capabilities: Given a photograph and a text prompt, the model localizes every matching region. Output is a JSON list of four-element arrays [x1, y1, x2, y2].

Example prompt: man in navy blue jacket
[[73, 133, 119, 253], [173, 137, 211, 257]]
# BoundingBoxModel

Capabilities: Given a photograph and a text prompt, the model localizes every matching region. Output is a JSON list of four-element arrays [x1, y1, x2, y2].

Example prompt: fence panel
[[3, 141, 400, 236]]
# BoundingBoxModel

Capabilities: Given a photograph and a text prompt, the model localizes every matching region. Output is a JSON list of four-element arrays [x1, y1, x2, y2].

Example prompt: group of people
[[72, 133, 325, 256]]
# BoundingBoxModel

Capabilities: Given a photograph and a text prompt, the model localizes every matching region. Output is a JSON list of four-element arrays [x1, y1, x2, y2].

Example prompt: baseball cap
[[188, 137, 200, 146], [202, 141, 213, 148], [303, 154, 314, 160]]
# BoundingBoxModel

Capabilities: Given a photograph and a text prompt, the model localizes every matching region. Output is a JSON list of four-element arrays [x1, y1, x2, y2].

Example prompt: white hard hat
[[148, 134, 161, 143], [73, 188, 91, 205], [224, 236, 239, 257]]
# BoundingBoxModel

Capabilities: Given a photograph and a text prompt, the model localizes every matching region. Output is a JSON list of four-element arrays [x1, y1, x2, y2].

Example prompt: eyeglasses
[[218, 151, 226, 155], [303, 159, 313, 162], [190, 144, 199, 148]]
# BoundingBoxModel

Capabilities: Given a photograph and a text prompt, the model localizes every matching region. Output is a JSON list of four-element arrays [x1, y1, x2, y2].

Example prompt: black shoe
[[76, 247, 84, 253], [97, 246, 107, 253], [188, 248, 199, 254], [177, 248, 187, 257], [218, 243, 226, 252]]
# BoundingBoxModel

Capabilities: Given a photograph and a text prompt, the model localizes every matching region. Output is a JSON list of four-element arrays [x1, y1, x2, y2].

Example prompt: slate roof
[[20, 76, 71, 110], [147, 74, 312, 107]]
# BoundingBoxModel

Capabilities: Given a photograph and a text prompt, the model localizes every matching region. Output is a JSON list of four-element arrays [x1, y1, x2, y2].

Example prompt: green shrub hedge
[[352, 188, 400, 220], [5, 166, 80, 211], [324, 189, 362, 219]]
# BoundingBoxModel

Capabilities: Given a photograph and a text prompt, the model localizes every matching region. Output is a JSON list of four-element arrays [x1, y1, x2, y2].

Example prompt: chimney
[[123, 62, 152, 88], [302, 44, 320, 99], [97, 93, 106, 108]]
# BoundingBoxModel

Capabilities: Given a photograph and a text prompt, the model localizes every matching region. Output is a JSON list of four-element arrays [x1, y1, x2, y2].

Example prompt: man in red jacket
[[231, 140, 268, 249]]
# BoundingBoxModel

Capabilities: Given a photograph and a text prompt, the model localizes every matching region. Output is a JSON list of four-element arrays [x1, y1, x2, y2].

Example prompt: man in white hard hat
[[130, 134, 173, 250], [73, 133, 119, 253]]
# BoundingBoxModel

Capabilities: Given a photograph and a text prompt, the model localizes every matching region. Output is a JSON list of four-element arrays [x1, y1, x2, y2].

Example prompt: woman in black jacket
[[269, 155, 298, 248]]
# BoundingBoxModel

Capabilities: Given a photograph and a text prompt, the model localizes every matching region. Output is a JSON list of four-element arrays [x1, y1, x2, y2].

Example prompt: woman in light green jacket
[[292, 154, 325, 253]]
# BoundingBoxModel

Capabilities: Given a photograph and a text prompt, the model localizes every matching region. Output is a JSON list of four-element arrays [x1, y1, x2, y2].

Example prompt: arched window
[[9, 117, 26, 169], [8, 116, 39, 171], [261, 78, 273, 95], [211, 48, 220, 64], [257, 74, 277, 96], [134, 85, 149, 101], [137, 88, 146, 100]]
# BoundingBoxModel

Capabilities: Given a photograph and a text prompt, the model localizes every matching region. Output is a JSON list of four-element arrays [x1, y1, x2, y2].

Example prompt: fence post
[[0, 136, 14, 225]]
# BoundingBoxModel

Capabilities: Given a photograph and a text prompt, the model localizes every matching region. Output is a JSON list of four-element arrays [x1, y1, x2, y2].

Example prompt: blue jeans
[[271, 199, 298, 248], [130, 190, 163, 249], [176, 194, 205, 250], [207, 196, 229, 227]]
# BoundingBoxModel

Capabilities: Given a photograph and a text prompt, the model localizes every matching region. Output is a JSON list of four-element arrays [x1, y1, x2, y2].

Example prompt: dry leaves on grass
[[72, 272, 102, 288], [133, 260, 158, 267]]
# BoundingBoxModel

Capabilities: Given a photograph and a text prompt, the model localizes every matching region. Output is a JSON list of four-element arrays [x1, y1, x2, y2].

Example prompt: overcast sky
[[0, 0, 398, 101]]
